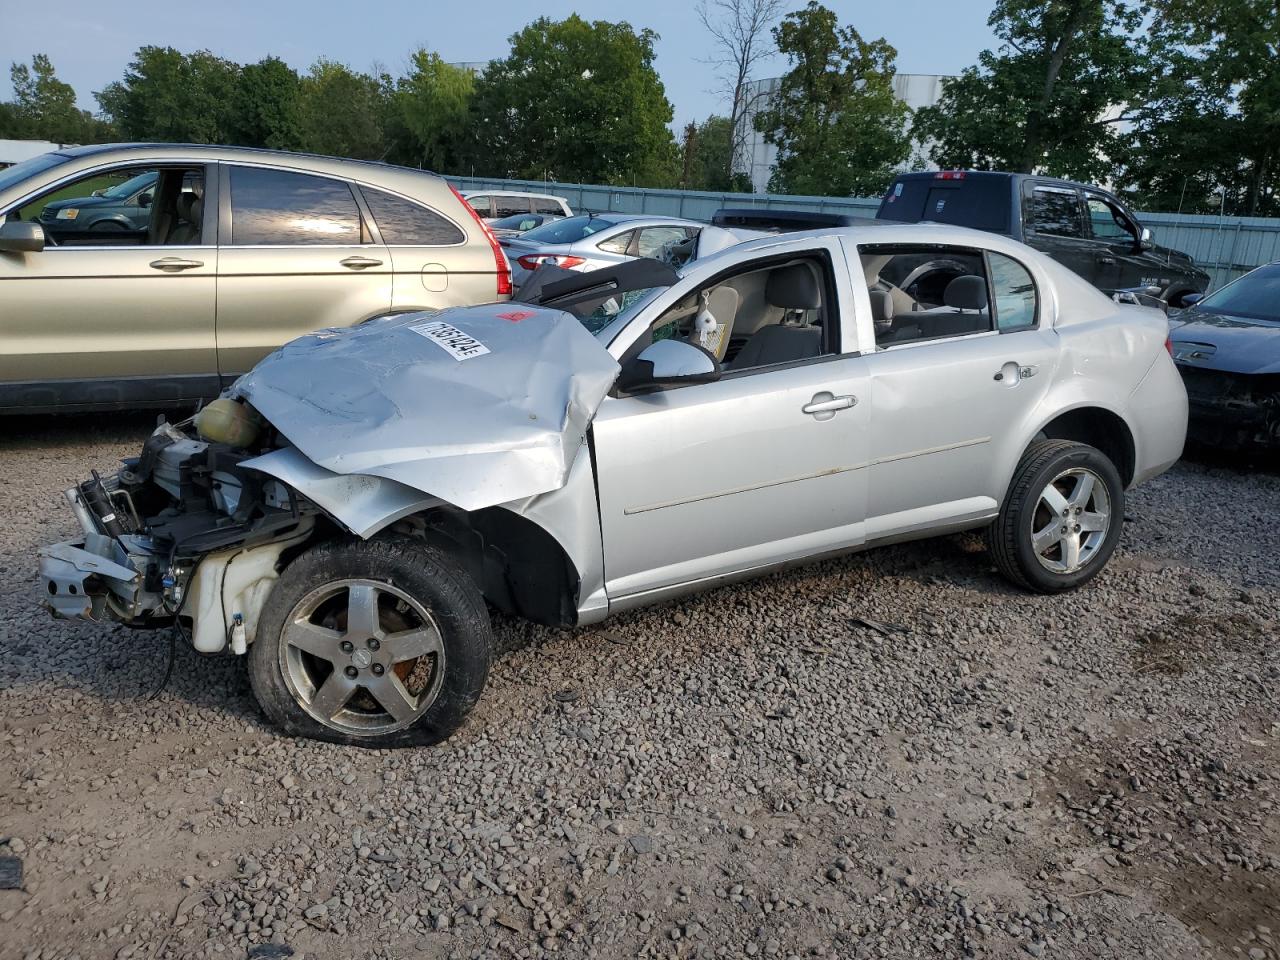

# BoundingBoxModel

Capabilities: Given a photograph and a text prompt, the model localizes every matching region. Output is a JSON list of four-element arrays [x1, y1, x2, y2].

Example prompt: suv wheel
[[248, 537, 491, 747], [988, 440, 1124, 593]]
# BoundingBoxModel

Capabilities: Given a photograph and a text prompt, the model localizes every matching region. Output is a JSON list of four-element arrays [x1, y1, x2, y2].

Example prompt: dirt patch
[[1132, 611, 1276, 675]]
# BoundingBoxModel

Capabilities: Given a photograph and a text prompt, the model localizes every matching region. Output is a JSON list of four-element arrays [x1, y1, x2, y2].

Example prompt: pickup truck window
[[1086, 196, 1134, 241], [1028, 188, 1084, 239]]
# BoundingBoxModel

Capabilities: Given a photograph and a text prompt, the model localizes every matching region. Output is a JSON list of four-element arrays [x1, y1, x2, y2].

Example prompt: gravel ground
[[1, 414, 1276, 960]]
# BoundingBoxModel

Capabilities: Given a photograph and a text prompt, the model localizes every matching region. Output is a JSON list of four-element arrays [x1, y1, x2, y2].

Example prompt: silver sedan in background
[[500, 213, 702, 287]]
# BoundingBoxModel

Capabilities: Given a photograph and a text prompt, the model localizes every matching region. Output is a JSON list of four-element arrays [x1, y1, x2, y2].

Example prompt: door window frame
[[219, 162, 379, 248], [1, 160, 219, 249], [1022, 182, 1087, 241], [1083, 191, 1138, 245]]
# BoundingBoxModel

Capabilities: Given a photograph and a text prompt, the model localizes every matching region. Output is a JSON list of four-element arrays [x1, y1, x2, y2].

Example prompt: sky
[[0, 0, 999, 131]]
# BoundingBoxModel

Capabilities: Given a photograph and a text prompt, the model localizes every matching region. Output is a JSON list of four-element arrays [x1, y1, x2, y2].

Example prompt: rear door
[[215, 164, 392, 380], [0, 161, 219, 409]]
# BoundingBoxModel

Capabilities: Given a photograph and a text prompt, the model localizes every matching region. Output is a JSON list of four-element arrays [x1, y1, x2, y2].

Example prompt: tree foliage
[[295, 59, 387, 160], [228, 56, 303, 150], [911, 0, 1143, 181], [755, 2, 910, 196], [96, 46, 239, 143], [6, 54, 113, 143], [1120, 0, 1279, 216], [679, 115, 753, 191], [394, 51, 474, 171], [468, 15, 679, 185]]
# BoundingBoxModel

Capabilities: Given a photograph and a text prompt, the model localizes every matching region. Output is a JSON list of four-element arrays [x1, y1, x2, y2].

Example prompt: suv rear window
[[880, 178, 1010, 232], [361, 187, 464, 245]]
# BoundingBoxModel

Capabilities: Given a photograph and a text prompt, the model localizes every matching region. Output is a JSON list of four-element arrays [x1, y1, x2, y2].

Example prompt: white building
[[0, 139, 70, 169], [734, 73, 951, 193]]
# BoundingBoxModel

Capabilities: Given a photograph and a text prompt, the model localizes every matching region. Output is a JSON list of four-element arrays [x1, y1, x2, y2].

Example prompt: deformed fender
[[241, 445, 443, 539]]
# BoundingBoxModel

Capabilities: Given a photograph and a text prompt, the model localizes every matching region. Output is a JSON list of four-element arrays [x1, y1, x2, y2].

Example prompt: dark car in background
[[39, 169, 159, 236], [1168, 261, 1280, 450], [877, 171, 1209, 307]]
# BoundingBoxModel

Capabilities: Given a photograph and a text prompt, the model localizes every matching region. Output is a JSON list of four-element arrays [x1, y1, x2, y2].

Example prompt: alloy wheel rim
[[1030, 467, 1111, 575], [279, 578, 445, 736]]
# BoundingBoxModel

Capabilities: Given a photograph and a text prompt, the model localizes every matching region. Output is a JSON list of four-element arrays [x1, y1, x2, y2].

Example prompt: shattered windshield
[[566, 286, 665, 335]]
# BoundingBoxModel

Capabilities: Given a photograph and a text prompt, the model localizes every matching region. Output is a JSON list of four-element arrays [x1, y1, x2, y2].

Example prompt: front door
[[215, 164, 392, 380], [0, 162, 217, 410], [591, 249, 869, 602]]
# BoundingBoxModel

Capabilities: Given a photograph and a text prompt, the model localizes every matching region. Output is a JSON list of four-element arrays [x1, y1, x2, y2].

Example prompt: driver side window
[[1086, 196, 1134, 241], [7, 165, 206, 247]]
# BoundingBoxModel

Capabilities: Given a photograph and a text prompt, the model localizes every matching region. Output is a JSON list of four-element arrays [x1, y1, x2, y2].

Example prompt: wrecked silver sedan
[[40, 225, 1188, 746]]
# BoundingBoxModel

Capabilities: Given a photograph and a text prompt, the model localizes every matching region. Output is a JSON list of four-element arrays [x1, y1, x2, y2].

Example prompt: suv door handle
[[802, 393, 857, 420], [1095, 255, 1116, 265], [149, 257, 204, 272], [340, 256, 383, 270]]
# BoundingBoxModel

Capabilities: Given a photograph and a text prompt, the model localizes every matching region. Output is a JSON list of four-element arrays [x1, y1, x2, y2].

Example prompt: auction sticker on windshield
[[409, 320, 491, 361]]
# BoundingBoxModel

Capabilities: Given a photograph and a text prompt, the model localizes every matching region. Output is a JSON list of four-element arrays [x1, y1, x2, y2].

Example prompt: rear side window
[[860, 244, 993, 347], [361, 188, 464, 245], [494, 196, 529, 218], [533, 198, 565, 215], [988, 252, 1037, 330], [880, 177, 1010, 232], [230, 167, 361, 245], [1027, 188, 1084, 238], [466, 194, 491, 215]]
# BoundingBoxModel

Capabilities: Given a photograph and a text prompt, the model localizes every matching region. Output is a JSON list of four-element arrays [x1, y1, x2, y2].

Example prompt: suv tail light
[[516, 254, 586, 271], [450, 185, 511, 296]]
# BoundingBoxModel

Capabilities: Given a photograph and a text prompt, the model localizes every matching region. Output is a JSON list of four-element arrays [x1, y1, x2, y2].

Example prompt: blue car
[[38, 170, 159, 237], [1169, 261, 1280, 450]]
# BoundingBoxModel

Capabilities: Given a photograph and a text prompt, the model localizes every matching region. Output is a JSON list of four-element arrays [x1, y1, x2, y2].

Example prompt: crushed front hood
[[232, 303, 620, 512]]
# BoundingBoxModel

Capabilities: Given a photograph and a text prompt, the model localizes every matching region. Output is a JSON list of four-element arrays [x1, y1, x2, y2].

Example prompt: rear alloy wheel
[[987, 440, 1124, 593], [249, 538, 491, 747]]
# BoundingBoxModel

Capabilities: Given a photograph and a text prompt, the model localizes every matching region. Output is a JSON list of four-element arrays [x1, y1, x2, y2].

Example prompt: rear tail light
[[450, 185, 511, 296], [1165, 336, 1174, 356], [516, 254, 585, 271]]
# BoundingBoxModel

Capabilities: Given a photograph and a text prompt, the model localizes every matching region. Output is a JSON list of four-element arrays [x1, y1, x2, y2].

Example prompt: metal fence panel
[[451, 176, 1280, 289]]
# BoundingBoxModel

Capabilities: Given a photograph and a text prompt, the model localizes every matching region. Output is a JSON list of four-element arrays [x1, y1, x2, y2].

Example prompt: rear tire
[[987, 440, 1124, 593], [248, 537, 492, 747]]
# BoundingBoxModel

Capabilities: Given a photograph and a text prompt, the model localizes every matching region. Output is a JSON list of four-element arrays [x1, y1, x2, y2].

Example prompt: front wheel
[[248, 537, 492, 747], [987, 440, 1124, 593]]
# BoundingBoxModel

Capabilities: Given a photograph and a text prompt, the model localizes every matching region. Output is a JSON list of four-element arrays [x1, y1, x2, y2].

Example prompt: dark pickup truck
[[876, 171, 1209, 306]]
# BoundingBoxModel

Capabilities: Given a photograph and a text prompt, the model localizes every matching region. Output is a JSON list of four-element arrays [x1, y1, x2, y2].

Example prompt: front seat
[[943, 274, 988, 312], [731, 263, 823, 369], [167, 190, 203, 245]]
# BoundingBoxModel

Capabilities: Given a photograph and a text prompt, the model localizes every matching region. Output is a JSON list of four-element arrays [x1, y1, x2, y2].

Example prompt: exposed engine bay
[[41, 401, 319, 653]]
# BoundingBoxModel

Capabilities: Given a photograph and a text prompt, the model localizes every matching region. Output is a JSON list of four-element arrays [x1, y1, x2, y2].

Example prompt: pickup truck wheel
[[247, 537, 491, 747], [988, 440, 1124, 593]]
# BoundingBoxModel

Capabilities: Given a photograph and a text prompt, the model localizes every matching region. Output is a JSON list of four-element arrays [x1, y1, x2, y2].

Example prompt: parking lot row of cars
[[3, 142, 1273, 748]]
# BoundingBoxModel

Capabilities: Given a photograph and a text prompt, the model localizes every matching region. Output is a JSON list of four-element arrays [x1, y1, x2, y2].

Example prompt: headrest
[[178, 192, 200, 222], [869, 288, 894, 332], [766, 263, 821, 310], [944, 275, 988, 311]]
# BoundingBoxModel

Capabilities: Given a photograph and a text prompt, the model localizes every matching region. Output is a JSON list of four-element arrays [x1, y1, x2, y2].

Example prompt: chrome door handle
[[340, 256, 383, 270], [1096, 255, 1116, 265], [993, 364, 1038, 382], [802, 393, 857, 419], [149, 257, 204, 272]]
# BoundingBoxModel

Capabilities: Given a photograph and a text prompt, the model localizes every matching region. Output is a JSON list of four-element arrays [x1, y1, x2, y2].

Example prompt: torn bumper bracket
[[39, 536, 140, 621]]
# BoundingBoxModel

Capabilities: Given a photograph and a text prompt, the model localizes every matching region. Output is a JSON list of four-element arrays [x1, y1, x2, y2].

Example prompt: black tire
[[248, 536, 492, 747], [987, 439, 1125, 593]]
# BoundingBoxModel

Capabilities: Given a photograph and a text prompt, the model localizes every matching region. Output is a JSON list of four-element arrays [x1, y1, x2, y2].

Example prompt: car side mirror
[[138, 193, 152, 208], [617, 339, 721, 394], [1137, 225, 1153, 251], [1179, 292, 1205, 308], [0, 220, 45, 253]]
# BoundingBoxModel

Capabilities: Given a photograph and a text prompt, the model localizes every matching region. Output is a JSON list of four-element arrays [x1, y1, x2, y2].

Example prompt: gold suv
[[0, 144, 511, 412]]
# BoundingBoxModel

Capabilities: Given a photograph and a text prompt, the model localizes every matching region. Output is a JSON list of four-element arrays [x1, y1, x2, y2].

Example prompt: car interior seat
[[730, 263, 824, 369], [167, 186, 203, 245]]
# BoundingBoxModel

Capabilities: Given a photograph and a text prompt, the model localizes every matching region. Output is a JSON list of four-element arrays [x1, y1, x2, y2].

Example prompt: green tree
[[467, 15, 679, 185], [679, 115, 752, 190], [96, 46, 239, 143], [228, 56, 303, 149], [296, 59, 388, 160], [1120, 0, 1279, 216], [755, 3, 911, 196], [394, 51, 474, 170], [9, 54, 112, 143], [911, 0, 1144, 180]]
